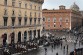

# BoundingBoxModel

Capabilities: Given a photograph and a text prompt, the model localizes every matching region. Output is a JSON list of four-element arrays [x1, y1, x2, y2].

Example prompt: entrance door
[[18, 32, 21, 43], [29, 31, 32, 40], [38, 30, 40, 39], [34, 30, 36, 38], [3, 34, 7, 47], [24, 31, 27, 42], [11, 33, 15, 44]]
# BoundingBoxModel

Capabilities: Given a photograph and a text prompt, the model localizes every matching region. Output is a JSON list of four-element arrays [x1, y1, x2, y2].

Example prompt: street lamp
[[73, 30, 78, 55]]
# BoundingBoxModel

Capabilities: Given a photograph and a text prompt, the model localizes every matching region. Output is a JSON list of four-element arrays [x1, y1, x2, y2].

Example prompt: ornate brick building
[[0, 0, 44, 47], [42, 3, 82, 31]]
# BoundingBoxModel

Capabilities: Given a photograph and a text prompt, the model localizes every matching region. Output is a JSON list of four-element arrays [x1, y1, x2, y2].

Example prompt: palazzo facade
[[0, 0, 44, 47], [42, 3, 82, 31]]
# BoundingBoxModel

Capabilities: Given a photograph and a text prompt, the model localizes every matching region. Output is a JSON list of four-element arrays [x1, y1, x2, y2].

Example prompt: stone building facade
[[0, 0, 44, 47], [42, 3, 82, 31], [80, 11, 83, 26]]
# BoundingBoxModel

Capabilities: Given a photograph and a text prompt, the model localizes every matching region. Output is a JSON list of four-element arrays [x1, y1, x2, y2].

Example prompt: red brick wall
[[43, 9, 71, 30]]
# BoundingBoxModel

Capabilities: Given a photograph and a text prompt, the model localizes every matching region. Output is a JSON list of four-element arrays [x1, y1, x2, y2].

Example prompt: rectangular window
[[30, 4, 32, 9], [34, 18, 36, 25], [39, 7, 41, 10], [48, 18, 50, 22], [30, 12, 32, 17], [60, 25, 62, 27], [43, 18, 45, 21], [30, 18, 32, 25], [39, 13, 40, 17], [18, 18, 21, 25], [12, 0, 15, 7], [25, 3, 27, 8], [38, 18, 40, 24], [53, 18, 56, 22], [19, 3, 21, 8], [35, 12, 36, 17], [4, 9, 7, 15], [66, 19, 68, 22], [3, 17, 8, 26], [54, 25, 56, 27], [24, 17, 27, 25], [60, 18, 62, 22], [4, 0, 7, 6], [12, 18, 15, 26], [48, 25, 50, 27], [12, 10, 15, 15], [35, 6, 36, 10]]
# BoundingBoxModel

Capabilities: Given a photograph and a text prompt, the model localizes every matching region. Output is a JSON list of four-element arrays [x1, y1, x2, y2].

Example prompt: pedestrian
[[67, 45, 68, 51], [61, 43, 62, 49], [56, 52, 58, 55], [54, 43, 56, 49], [44, 47, 47, 53], [64, 46, 65, 50], [52, 44, 53, 49], [79, 41, 80, 47], [63, 46, 65, 54], [66, 45, 68, 55]]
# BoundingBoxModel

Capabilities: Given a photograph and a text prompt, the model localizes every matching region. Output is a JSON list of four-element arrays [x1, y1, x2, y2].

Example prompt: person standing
[[56, 52, 58, 55], [61, 42, 62, 49], [63, 46, 65, 55], [66, 45, 68, 55], [44, 47, 47, 53]]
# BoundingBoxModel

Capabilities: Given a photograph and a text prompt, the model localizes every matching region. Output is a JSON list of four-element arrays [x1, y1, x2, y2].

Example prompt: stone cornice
[[25, 0, 44, 4], [0, 24, 41, 29]]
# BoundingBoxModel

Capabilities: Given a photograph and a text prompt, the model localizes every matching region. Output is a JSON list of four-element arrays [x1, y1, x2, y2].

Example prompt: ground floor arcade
[[0, 27, 42, 47]]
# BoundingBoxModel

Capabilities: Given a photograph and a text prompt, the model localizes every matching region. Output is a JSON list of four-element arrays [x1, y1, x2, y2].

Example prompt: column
[[34, 30, 36, 38], [28, 31, 30, 41], [7, 33, 10, 44], [21, 32, 24, 42], [32, 30, 34, 40], [27, 31, 29, 41], [40, 29, 42, 37], [36, 30, 38, 38], [15, 33, 18, 43]]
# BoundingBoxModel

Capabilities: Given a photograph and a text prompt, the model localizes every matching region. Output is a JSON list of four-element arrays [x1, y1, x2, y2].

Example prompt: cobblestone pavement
[[12, 31, 83, 55], [14, 42, 83, 55]]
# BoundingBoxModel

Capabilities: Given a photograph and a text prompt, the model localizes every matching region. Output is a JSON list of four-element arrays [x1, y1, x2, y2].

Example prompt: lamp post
[[73, 31, 78, 55], [65, 30, 69, 55]]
